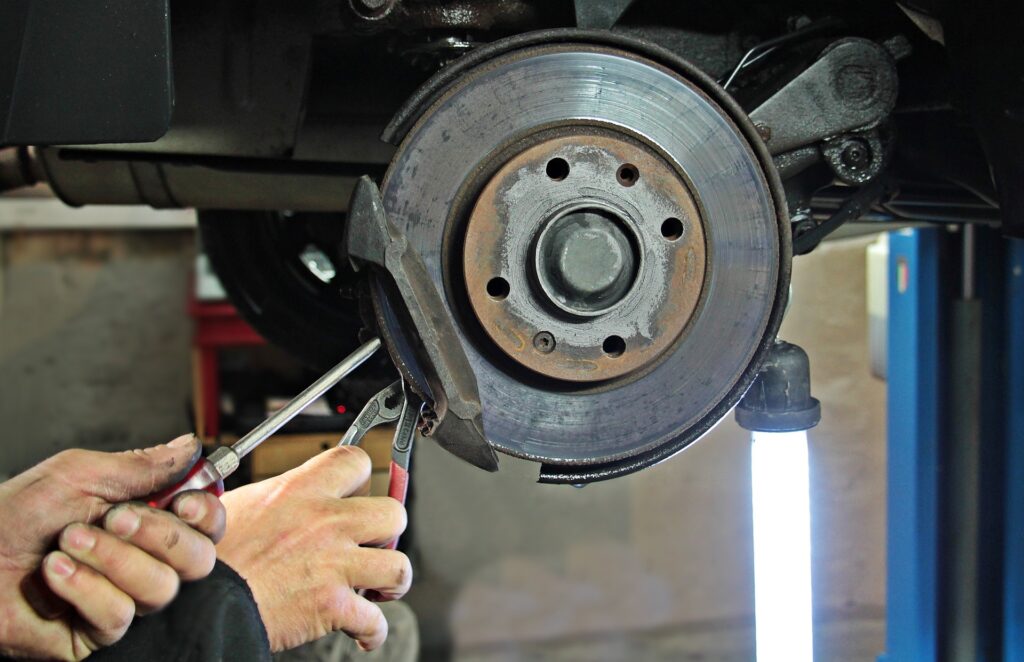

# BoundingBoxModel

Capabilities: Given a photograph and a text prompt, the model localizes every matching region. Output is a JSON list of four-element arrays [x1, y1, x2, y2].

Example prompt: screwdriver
[[146, 338, 382, 509]]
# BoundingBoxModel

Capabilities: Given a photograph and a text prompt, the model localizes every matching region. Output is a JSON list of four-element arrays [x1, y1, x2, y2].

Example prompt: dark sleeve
[[91, 561, 271, 662]]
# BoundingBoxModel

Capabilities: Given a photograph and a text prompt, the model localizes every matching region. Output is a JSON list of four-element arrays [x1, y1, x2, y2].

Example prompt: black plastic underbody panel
[[0, 0, 172, 146]]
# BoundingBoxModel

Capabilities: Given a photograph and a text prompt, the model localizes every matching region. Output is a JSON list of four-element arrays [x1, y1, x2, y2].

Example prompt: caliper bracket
[[345, 176, 499, 472], [750, 37, 898, 156]]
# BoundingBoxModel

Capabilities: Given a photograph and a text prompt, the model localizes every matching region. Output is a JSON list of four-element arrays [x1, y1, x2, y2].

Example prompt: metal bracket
[[573, 0, 635, 29], [345, 176, 499, 471], [751, 38, 898, 156]]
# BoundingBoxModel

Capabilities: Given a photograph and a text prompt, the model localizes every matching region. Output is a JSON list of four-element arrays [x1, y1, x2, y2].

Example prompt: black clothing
[[91, 561, 270, 662]]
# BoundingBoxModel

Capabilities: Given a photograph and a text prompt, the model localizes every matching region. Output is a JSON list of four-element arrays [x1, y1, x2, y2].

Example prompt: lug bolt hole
[[661, 217, 684, 241], [486, 277, 510, 300], [616, 164, 639, 187], [546, 158, 570, 181], [602, 335, 626, 357]]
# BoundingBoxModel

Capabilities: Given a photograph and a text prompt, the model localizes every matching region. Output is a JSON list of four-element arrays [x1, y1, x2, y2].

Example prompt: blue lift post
[[1004, 239, 1024, 661], [882, 230, 1024, 661], [881, 228, 942, 662]]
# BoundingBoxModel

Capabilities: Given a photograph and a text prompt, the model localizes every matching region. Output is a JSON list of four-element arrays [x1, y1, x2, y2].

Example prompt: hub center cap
[[535, 208, 639, 316]]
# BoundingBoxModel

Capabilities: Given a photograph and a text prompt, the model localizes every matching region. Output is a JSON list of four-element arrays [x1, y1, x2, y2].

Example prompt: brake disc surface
[[381, 41, 787, 469]]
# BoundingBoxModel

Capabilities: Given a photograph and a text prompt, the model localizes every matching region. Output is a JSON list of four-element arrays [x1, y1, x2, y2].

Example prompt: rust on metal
[[463, 131, 707, 382]]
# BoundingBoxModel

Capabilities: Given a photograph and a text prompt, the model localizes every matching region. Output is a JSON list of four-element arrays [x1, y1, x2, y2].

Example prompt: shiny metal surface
[[231, 337, 382, 459], [338, 379, 404, 446], [382, 45, 784, 466]]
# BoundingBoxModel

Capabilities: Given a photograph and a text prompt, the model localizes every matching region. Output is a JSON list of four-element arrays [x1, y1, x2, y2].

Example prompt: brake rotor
[[379, 36, 788, 475]]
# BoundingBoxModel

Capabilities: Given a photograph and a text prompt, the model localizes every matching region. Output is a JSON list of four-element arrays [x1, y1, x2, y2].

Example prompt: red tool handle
[[383, 461, 410, 550], [387, 461, 410, 504], [145, 458, 225, 510]]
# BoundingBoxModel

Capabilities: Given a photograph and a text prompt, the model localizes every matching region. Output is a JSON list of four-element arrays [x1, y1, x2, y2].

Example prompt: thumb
[[78, 434, 203, 501]]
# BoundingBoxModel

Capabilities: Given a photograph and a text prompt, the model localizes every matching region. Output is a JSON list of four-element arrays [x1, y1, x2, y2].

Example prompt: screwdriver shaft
[[230, 338, 382, 460]]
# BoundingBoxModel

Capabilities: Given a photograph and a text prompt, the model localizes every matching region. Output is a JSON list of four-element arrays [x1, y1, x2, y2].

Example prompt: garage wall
[[0, 230, 196, 476]]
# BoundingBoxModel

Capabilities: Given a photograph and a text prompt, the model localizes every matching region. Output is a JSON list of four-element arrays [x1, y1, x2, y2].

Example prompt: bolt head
[[840, 140, 871, 169], [349, 0, 395, 19], [533, 332, 556, 353]]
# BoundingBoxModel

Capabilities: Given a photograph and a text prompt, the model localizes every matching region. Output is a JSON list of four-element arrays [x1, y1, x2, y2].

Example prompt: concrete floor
[[0, 228, 886, 659]]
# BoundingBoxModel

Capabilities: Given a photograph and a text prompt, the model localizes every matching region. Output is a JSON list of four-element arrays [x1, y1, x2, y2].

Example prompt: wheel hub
[[463, 131, 706, 382]]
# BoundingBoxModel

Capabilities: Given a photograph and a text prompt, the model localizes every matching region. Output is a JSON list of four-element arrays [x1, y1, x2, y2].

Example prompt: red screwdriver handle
[[145, 458, 225, 510]]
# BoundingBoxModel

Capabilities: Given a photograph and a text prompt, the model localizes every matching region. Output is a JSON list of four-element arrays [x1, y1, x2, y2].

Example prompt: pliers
[[339, 379, 422, 549]]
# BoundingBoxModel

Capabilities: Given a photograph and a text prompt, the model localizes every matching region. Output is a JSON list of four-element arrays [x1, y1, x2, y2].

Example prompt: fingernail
[[106, 506, 142, 538], [46, 552, 75, 578], [64, 525, 96, 552], [168, 433, 197, 449], [175, 494, 206, 523]]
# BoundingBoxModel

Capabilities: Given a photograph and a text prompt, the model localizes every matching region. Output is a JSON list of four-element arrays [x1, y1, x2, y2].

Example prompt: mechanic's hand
[[0, 434, 226, 661], [216, 446, 410, 652]]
